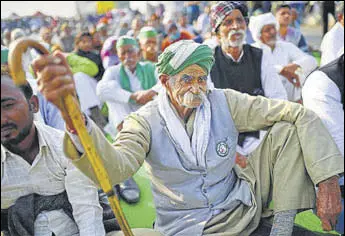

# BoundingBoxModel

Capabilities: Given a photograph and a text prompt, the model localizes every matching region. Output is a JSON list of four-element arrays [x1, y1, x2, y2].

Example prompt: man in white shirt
[[320, 2, 344, 66], [97, 36, 161, 204], [302, 54, 344, 235], [249, 12, 317, 102], [97, 36, 161, 132], [1, 74, 105, 236]]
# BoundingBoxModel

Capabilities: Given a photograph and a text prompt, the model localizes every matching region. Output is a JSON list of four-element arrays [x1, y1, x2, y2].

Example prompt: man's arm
[[260, 51, 288, 100], [302, 71, 344, 157], [32, 53, 151, 187], [288, 43, 318, 75], [224, 88, 344, 184], [96, 66, 133, 104], [63, 114, 151, 187]]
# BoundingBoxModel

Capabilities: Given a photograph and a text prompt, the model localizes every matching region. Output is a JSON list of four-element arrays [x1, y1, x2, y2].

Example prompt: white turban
[[248, 13, 278, 42]]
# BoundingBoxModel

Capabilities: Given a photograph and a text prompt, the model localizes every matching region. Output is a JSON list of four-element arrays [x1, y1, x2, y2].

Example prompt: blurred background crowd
[[1, 1, 342, 54]]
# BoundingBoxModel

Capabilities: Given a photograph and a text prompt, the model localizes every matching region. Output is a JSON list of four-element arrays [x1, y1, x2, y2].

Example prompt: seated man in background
[[1, 63, 105, 235], [209, 1, 288, 157], [69, 32, 108, 131], [97, 36, 161, 204], [249, 12, 317, 102], [138, 26, 159, 63]]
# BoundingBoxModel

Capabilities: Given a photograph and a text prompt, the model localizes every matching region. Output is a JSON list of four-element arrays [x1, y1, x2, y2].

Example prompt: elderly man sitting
[[96, 36, 161, 204], [34, 40, 343, 236], [249, 13, 317, 102], [137, 26, 159, 63]]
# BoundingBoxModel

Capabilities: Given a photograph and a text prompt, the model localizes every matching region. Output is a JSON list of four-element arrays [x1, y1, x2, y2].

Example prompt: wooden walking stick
[[8, 38, 134, 236]]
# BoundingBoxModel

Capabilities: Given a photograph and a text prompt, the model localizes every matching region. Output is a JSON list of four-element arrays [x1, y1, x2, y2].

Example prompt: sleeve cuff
[[274, 65, 284, 74], [151, 83, 162, 94], [66, 115, 93, 154]]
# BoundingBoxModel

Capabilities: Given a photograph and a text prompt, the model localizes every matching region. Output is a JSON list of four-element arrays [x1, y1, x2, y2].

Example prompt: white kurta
[[253, 41, 318, 102], [96, 62, 161, 128], [320, 22, 344, 66], [302, 70, 344, 185]]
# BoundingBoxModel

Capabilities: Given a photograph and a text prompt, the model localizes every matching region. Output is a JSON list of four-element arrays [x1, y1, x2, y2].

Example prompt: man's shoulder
[[139, 61, 155, 69], [304, 70, 337, 93], [35, 122, 65, 148], [135, 99, 159, 118], [105, 63, 122, 74], [244, 44, 263, 60], [244, 44, 263, 53], [36, 122, 64, 136]]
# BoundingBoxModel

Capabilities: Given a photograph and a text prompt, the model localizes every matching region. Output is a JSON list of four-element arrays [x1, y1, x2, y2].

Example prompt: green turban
[[1, 46, 9, 74], [116, 36, 139, 50], [156, 40, 214, 76], [1, 46, 9, 64], [138, 26, 158, 40]]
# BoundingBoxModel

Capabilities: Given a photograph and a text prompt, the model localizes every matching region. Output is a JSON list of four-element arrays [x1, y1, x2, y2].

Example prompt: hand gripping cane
[[8, 38, 134, 236]]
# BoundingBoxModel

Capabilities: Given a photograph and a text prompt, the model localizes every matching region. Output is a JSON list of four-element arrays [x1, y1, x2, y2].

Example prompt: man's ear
[[159, 74, 169, 87], [29, 95, 39, 113]]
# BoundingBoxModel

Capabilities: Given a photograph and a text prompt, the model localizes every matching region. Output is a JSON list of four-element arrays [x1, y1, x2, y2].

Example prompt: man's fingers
[[320, 217, 333, 231], [38, 64, 69, 82], [38, 74, 74, 94], [31, 55, 62, 75], [53, 51, 73, 74], [330, 216, 337, 230], [235, 153, 247, 168], [43, 84, 75, 104]]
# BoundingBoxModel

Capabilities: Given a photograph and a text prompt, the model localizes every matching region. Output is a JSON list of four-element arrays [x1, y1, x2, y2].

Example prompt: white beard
[[228, 29, 246, 47]]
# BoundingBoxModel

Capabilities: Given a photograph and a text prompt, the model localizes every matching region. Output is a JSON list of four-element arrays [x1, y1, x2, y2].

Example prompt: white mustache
[[182, 91, 205, 108], [228, 29, 246, 39]]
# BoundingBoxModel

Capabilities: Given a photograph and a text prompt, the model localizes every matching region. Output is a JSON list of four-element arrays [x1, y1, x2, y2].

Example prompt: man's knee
[[267, 121, 297, 141]]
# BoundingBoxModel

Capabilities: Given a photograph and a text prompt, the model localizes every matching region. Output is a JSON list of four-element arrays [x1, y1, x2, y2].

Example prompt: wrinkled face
[[140, 36, 158, 59], [77, 35, 93, 52], [117, 44, 140, 71], [1, 77, 35, 147], [218, 9, 247, 48], [260, 24, 277, 46], [166, 64, 208, 108], [276, 7, 291, 26]]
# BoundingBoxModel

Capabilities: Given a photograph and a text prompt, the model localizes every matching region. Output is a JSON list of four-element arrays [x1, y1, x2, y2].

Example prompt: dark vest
[[318, 55, 344, 109], [210, 44, 264, 96], [210, 45, 264, 146]]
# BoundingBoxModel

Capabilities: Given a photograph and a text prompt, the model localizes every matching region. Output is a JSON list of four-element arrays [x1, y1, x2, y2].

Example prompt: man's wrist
[[318, 175, 340, 188], [66, 113, 87, 134], [66, 114, 92, 154]]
